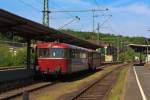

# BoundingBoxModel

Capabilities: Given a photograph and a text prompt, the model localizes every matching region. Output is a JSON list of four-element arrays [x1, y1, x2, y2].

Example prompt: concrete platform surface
[[0, 68, 35, 82], [124, 65, 150, 100]]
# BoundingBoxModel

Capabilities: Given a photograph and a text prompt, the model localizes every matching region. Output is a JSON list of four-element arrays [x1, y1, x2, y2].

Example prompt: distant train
[[36, 42, 105, 75]]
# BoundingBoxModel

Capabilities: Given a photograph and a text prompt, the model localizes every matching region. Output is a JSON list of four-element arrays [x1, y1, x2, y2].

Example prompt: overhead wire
[[107, 19, 118, 34], [49, 0, 75, 18], [17, 0, 80, 29], [18, 0, 109, 32], [49, 0, 80, 28], [50, 16, 78, 20], [99, 15, 112, 29], [58, 16, 80, 29], [94, 0, 100, 8], [35, 0, 43, 5], [18, 0, 41, 13]]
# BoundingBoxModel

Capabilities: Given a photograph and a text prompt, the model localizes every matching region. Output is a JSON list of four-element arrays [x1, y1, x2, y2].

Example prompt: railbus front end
[[37, 42, 69, 75]]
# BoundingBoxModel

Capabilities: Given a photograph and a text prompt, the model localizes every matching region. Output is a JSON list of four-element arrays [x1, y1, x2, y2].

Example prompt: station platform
[[124, 65, 150, 100], [0, 68, 35, 82]]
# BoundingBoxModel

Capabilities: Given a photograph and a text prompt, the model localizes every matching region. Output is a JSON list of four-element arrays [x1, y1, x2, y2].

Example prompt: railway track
[[0, 63, 126, 100], [0, 81, 57, 100], [70, 64, 127, 100]]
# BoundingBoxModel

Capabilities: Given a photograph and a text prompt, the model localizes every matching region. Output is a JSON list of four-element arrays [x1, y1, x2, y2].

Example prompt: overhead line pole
[[92, 10, 95, 33], [97, 23, 100, 45], [43, 0, 49, 27], [96, 15, 112, 45]]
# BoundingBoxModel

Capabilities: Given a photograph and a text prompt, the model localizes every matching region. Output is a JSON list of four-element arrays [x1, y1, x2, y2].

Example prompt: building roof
[[0, 9, 100, 49]]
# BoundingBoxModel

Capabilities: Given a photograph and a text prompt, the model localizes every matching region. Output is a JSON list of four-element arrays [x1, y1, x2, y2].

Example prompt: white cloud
[[112, 3, 150, 15]]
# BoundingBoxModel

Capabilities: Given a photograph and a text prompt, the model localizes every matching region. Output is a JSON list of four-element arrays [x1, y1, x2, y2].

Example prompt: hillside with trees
[[61, 29, 146, 45], [0, 31, 146, 67], [61, 29, 146, 62]]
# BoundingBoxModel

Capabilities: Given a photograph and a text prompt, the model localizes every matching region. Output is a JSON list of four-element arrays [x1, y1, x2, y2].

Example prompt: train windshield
[[37, 48, 66, 58], [38, 48, 49, 57], [50, 48, 66, 58]]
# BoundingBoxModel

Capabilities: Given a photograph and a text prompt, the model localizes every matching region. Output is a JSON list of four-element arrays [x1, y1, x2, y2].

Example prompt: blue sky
[[0, 0, 150, 38]]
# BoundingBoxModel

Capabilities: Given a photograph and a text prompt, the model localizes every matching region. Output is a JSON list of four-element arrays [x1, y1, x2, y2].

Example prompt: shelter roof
[[129, 44, 150, 53], [0, 9, 100, 49]]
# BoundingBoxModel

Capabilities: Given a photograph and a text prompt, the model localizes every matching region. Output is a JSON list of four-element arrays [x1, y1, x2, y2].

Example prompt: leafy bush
[[13, 48, 27, 66], [119, 48, 145, 62], [0, 45, 27, 67], [119, 48, 135, 62], [0, 45, 13, 66]]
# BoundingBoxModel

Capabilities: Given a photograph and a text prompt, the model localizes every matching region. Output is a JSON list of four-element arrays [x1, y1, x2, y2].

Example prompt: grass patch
[[107, 66, 129, 100], [35, 65, 122, 100]]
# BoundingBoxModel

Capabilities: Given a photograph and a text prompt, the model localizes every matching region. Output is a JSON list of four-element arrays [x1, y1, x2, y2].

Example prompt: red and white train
[[36, 42, 104, 75]]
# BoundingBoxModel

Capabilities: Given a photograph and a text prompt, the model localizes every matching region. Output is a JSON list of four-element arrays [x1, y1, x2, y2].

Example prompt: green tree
[[13, 48, 27, 66], [0, 44, 27, 67], [119, 48, 135, 62], [0, 45, 14, 66]]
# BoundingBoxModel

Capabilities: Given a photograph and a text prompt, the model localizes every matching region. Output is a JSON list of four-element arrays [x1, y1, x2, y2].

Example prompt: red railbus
[[36, 42, 102, 75]]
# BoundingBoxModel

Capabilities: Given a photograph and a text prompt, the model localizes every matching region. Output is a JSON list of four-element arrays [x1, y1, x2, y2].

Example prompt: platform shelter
[[129, 44, 150, 63]]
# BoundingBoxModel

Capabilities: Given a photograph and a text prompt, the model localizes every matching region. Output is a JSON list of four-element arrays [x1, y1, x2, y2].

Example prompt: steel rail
[[70, 64, 128, 100]]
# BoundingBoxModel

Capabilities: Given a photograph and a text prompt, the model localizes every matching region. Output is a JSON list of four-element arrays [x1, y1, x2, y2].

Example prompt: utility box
[[105, 55, 113, 62]]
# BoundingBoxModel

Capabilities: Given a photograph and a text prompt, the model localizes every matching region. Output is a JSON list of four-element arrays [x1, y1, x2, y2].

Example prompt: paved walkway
[[124, 65, 150, 100], [0, 68, 35, 82]]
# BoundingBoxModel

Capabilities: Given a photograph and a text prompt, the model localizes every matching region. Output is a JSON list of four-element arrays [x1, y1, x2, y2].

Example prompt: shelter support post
[[147, 43, 149, 63], [140, 52, 142, 63], [34, 46, 37, 70], [27, 39, 31, 69]]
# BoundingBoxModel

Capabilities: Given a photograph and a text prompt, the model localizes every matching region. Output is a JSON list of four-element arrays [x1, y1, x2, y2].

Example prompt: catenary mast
[[43, 0, 49, 26]]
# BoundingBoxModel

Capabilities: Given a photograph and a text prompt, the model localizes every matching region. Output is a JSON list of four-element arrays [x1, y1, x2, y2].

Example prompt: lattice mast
[[43, 0, 49, 26]]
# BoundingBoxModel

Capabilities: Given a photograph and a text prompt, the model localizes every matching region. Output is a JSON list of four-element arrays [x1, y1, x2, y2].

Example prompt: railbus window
[[50, 48, 67, 58], [71, 49, 76, 58], [80, 51, 88, 59], [38, 48, 49, 57]]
